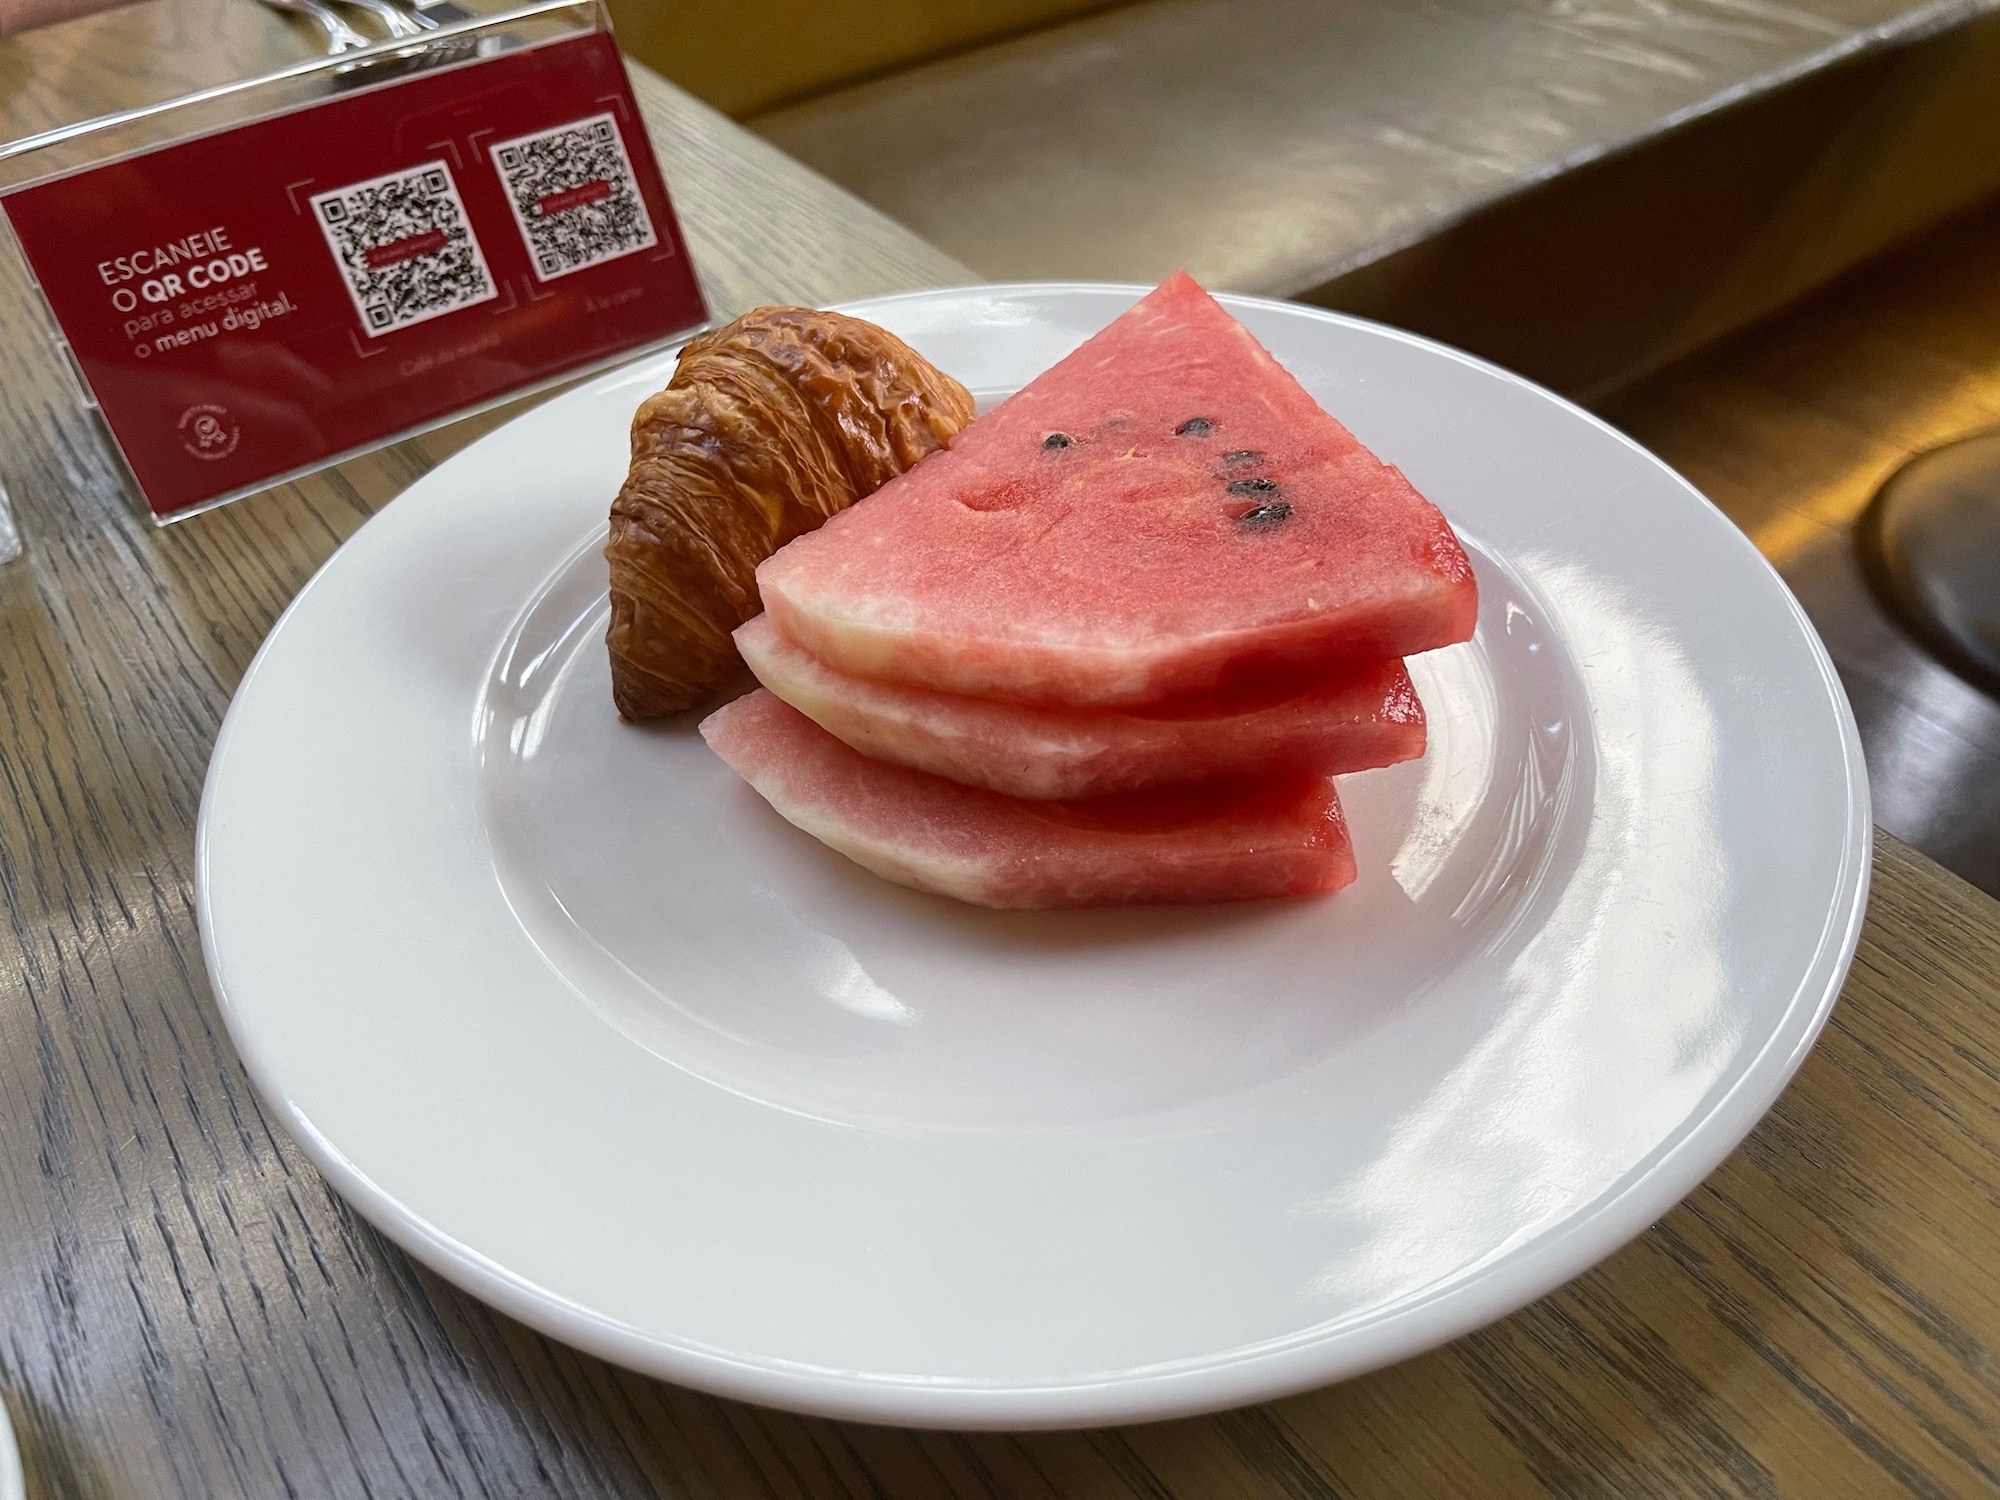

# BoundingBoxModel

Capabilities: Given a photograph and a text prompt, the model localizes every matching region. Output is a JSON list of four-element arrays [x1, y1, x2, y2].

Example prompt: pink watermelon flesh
[[700, 690, 1357, 910], [735, 611, 1426, 800], [758, 271, 1477, 709]]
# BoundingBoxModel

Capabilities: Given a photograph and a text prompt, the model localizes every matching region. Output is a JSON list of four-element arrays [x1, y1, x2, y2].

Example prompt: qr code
[[310, 162, 498, 335], [488, 114, 657, 282]]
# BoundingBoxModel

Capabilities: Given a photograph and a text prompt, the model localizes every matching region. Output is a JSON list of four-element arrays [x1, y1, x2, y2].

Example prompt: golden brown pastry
[[605, 306, 976, 719]]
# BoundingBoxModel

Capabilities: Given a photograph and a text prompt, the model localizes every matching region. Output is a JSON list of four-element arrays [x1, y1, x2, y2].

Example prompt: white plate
[[197, 284, 1870, 1429], [0, 1394, 21, 1500]]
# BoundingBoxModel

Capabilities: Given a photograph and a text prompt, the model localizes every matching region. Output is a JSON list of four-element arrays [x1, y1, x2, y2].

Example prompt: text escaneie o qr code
[[488, 114, 658, 282], [309, 162, 499, 336]]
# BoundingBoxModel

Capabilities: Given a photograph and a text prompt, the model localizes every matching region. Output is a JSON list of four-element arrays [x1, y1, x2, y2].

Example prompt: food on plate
[[701, 691, 1357, 909], [695, 274, 1478, 910], [735, 611, 1426, 800], [758, 271, 1476, 709], [604, 305, 976, 719]]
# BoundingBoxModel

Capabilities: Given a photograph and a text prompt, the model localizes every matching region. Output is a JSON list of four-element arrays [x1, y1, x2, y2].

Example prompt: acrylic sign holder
[[0, 0, 707, 522]]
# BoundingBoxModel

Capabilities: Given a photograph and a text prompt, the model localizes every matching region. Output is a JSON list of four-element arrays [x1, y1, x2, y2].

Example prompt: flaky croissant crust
[[605, 306, 976, 720]]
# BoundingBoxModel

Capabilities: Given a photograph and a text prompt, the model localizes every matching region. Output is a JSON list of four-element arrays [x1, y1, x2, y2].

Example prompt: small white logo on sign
[[177, 403, 240, 461]]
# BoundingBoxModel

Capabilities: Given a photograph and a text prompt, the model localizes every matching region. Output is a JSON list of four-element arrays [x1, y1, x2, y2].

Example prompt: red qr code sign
[[0, 29, 707, 519]]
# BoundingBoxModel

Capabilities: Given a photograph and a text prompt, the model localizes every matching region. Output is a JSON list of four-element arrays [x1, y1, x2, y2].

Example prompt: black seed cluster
[[1172, 416, 1295, 531], [1042, 432, 1071, 450], [1238, 500, 1293, 528]]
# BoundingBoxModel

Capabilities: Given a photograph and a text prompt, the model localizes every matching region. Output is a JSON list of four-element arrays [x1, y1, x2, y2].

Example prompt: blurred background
[[608, 0, 2000, 897]]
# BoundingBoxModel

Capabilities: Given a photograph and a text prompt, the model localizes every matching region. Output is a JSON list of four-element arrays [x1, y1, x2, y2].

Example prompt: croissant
[[605, 306, 976, 719]]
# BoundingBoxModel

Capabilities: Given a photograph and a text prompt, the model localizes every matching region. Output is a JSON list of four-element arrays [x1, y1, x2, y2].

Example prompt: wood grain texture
[[1, 5, 1998, 1498]]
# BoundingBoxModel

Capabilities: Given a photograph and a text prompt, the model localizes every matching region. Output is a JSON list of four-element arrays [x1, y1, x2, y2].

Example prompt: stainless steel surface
[[253, 0, 365, 51], [755, 0, 2000, 398], [1859, 432, 2000, 695], [330, 0, 434, 33], [0, 0, 579, 176], [1604, 196, 2000, 899], [1314, 7, 2000, 399], [1788, 521, 2000, 896], [756, 0, 1997, 297]]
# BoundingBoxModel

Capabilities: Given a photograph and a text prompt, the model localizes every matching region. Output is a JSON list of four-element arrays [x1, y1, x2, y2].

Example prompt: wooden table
[[3, 5, 1999, 1496]]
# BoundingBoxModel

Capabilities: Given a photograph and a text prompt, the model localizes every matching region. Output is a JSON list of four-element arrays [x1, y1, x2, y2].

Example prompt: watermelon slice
[[734, 611, 1426, 800], [701, 690, 1357, 909], [758, 272, 1476, 708]]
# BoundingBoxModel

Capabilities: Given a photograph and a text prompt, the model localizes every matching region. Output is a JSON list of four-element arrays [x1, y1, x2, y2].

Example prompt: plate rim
[[197, 279, 1873, 1429]]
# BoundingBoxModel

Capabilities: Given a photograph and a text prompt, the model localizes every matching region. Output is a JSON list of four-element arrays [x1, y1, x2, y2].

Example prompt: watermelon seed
[[1227, 477, 1281, 496], [1223, 449, 1263, 467], [1238, 500, 1293, 529], [1175, 417, 1214, 436], [1042, 433, 1072, 450]]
